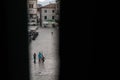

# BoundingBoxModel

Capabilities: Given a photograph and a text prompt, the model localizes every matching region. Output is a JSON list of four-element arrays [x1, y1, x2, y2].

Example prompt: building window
[[44, 10, 47, 13], [52, 16, 54, 19], [52, 10, 55, 13], [29, 4, 33, 8], [44, 16, 47, 19]]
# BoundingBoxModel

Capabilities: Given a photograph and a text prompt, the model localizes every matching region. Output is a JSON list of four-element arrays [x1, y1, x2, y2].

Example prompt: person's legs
[[35, 58, 36, 63], [34, 58, 36, 64], [39, 58, 41, 63], [42, 57, 45, 63], [39, 58, 40, 63]]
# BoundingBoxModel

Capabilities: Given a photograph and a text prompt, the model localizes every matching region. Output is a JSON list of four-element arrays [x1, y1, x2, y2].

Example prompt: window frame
[[52, 10, 55, 13], [44, 16, 47, 20], [29, 4, 33, 8], [52, 16, 54, 19], [44, 10, 47, 13]]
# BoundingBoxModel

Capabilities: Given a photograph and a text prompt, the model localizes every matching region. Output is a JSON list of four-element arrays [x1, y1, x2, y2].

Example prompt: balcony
[[28, 9, 37, 14]]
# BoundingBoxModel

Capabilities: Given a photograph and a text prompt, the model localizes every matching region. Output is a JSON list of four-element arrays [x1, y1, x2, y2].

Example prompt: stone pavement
[[29, 27, 59, 80]]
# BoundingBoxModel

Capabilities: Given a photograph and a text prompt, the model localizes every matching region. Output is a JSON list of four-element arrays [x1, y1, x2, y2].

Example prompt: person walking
[[38, 52, 42, 63], [33, 53, 36, 64], [41, 53, 45, 63]]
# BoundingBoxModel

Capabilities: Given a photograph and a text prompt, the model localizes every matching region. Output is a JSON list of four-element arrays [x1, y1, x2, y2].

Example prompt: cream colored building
[[40, 3, 56, 27], [27, 0, 38, 30]]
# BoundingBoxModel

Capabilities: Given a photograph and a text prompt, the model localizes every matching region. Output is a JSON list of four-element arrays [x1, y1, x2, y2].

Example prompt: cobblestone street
[[29, 27, 59, 80]]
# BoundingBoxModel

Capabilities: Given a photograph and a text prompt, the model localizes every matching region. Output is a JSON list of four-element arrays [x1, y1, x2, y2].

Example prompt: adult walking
[[38, 52, 42, 63], [41, 53, 45, 63], [33, 53, 36, 64]]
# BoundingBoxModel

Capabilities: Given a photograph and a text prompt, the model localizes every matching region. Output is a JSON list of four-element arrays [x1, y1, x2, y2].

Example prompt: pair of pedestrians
[[33, 52, 45, 64]]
